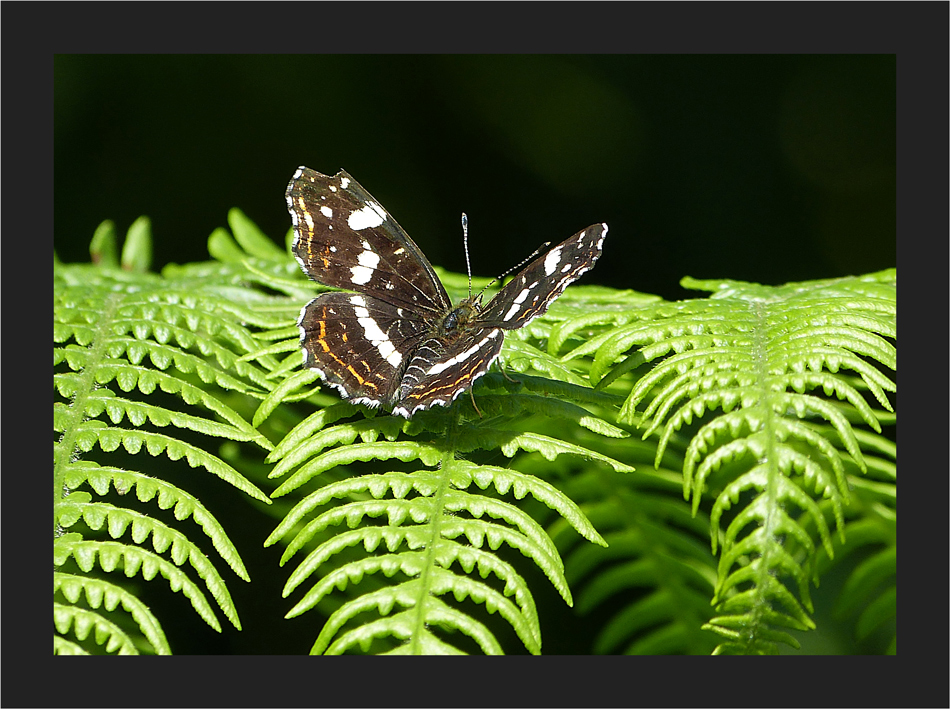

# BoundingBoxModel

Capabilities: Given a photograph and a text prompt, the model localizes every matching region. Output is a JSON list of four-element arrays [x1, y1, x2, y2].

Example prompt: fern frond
[[64, 461, 249, 579], [53, 602, 138, 655], [57, 494, 242, 618], [535, 459, 719, 655], [281, 504, 548, 654], [804, 432, 896, 653], [54, 218, 278, 654], [264, 419, 615, 654], [261, 281, 630, 654], [501, 337, 592, 386], [568, 270, 895, 654], [546, 288, 664, 354]]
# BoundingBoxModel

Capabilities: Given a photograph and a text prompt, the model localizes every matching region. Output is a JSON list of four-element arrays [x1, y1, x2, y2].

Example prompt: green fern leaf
[[54, 218, 278, 654], [53, 602, 139, 655], [54, 570, 172, 654], [262, 298, 626, 654], [570, 270, 895, 654], [64, 461, 250, 579]]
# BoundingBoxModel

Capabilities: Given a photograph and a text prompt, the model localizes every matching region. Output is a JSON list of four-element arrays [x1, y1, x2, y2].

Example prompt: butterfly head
[[438, 295, 484, 340]]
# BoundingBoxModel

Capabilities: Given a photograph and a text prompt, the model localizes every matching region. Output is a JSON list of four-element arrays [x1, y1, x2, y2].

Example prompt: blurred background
[[54, 55, 895, 301]]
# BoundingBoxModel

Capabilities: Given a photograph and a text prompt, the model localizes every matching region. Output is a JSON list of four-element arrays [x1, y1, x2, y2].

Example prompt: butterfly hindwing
[[393, 327, 505, 418], [298, 292, 432, 408]]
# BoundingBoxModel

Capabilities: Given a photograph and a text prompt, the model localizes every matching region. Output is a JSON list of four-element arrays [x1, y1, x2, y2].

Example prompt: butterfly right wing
[[287, 167, 451, 315], [479, 223, 607, 329]]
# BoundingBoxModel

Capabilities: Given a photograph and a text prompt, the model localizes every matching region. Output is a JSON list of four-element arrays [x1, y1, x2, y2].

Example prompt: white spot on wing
[[352, 301, 403, 368], [348, 202, 387, 231], [350, 268, 372, 285], [544, 247, 562, 276], [503, 287, 532, 321], [320, 206, 333, 218], [350, 249, 380, 285], [358, 249, 380, 269]]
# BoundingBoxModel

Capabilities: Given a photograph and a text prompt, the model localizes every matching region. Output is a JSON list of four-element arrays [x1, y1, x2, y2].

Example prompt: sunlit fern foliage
[[550, 270, 896, 654], [257, 285, 640, 655], [55, 209, 896, 656], [521, 437, 721, 655], [53, 215, 288, 654]]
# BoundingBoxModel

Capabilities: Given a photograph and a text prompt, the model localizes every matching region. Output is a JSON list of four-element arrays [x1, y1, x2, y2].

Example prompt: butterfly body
[[286, 167, 606, 418]]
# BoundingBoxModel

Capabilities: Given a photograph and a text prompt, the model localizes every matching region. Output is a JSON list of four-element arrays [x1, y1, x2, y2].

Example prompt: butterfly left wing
[[479, 223, 607, 329]]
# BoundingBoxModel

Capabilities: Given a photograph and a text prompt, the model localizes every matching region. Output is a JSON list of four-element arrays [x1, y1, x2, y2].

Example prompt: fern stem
[[54, 293, 123, 535], [404, 404, 463, 654]]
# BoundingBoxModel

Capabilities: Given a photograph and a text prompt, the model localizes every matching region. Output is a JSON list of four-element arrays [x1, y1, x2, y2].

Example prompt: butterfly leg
[[499, 363, 519, 384], [468, 387, 483, 417]]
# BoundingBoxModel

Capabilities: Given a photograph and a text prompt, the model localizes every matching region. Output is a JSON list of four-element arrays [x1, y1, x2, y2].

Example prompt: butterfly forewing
[[479, 223, 608, 329], [287, 168, 450, 314]]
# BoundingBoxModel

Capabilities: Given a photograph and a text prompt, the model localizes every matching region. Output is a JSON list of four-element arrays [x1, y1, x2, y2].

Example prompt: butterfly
[[286, 167, 607, 418]]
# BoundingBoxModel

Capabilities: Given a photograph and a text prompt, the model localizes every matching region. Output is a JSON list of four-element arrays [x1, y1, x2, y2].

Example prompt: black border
[[17, 2, 947, 707]]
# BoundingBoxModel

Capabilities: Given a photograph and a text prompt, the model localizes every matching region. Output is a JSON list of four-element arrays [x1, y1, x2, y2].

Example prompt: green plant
[[54, 213, 895, 655], [552, 273, 896, 654], [53, 216, 280, 654]]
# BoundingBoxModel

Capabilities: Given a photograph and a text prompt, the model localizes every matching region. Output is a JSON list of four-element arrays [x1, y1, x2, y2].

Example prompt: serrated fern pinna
[[553, 271, 896, 654], [54, 216, 281, 654], [55, 212, 895, 654]]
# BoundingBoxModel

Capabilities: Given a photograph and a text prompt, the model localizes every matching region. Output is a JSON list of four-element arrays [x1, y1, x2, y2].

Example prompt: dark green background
[[54, 55, 895, 301]]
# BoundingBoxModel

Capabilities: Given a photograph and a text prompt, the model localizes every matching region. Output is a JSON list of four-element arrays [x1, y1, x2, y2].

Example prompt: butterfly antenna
[[480, 239, 552, 294], [461, 213, 473, 300]]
